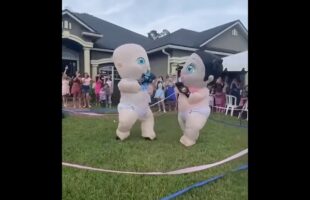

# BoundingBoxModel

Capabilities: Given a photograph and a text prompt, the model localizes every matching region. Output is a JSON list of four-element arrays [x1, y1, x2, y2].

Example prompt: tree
[[147, 30, 160, 40], [147, 29, 170, 40], [161, 29, 170, 36]]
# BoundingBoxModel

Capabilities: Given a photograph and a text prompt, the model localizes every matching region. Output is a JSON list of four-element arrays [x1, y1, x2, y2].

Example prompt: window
[[232, 28, 238, 36], [64, 20, 68, 29], [62, 20, 72, 29]]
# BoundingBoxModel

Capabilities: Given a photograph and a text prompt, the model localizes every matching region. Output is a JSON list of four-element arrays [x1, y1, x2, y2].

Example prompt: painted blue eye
[[186, 64, 195, 73], [137, 57, 145, 65]]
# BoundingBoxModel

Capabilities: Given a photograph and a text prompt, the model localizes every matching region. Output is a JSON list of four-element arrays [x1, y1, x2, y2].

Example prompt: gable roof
[[70, 11, 151, 50], [62, 9, 99, 34], [198, 20, 248, 47], [143, 28, 200, 50], [63, 10, 247, 53], [194, 20, 241, 46], [144, 20, 246, 52]]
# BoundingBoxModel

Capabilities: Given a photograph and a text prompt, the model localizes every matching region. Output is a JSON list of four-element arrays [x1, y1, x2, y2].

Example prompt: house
[[62, 9, 248, 102]]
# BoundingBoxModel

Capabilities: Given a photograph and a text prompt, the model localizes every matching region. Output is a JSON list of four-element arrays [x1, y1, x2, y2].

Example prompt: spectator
[[94, 75, 103, 106], [62, 66, 71, 107], [223, 76, 230, 94], [71, 72, 82, 109], [104, 83, 111, 108], [81, 73, 93, 108], [154, 80, 166, 112], [165, 78, 176, 111], [99, 86, 107, 107], [105, 77, 113, 108], [230, 78, 241, 105], [214, 77, 226, 112]]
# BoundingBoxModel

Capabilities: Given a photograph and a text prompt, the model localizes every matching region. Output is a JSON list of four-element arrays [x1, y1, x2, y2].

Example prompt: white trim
[[91, 58, 113, 65], [62, 10, 95, 33], [204, 50, 232, 56], [162, 49, 171, 74], [167, 45, 198, 52], [62, 30, 93, 48], [147, 45, 232, 56], [199, 21, 248, 47], [169, 56, 189, 63], [82, 32, 103, 38], [147, 45, 197, 54], [91, 48, 114, 52]]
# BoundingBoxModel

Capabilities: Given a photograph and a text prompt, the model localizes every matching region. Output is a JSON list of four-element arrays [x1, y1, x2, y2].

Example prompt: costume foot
[[143, 136, 156, 141], [180, 135, 196, 147]]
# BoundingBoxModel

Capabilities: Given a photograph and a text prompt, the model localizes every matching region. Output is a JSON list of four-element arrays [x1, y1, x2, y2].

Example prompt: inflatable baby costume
[[113, 43, 156, 140], [175, 50, 223, 147]]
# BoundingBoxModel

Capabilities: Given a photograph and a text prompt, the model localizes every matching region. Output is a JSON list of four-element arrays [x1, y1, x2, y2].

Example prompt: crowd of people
[[62, 67, 113, 109], [62, 67, 247, 115], [208, 76, 248, 113]]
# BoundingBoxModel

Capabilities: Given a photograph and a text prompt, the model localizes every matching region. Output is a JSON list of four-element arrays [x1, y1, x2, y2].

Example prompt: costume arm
[[118, 79, 140, 93]]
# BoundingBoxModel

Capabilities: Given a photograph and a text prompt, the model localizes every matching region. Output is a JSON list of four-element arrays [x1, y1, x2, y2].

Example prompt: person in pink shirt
[[94, 75, 103, 106], [71, 72, 82, 109]]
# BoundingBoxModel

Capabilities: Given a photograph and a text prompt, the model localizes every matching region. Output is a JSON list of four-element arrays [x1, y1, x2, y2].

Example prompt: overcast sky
[[63, 0, 247, 36]]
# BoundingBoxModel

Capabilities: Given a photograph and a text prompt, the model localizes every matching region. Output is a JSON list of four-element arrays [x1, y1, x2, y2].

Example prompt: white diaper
[[118, 103, 148, 119], [179, 106, 210, 121]]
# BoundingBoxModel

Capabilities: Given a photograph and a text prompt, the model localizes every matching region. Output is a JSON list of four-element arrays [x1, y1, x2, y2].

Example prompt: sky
[[62, 0, 247, 36]]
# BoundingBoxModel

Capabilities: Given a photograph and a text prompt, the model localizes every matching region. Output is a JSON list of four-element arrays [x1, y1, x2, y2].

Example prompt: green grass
[[63, 112, 248, 200]]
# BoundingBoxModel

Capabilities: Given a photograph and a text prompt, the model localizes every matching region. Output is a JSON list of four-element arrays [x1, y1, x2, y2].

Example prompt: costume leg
[[140, 108, 156, 140], [180, 112, 207, 147], [178, 113, 186, 131], [116, 109, 138, 140]]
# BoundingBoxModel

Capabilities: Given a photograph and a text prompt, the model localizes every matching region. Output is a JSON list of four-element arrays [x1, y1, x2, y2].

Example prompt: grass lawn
[[62, 112, 248, 200]]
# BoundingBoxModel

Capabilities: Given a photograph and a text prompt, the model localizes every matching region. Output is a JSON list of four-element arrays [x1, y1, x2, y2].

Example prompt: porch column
[[91, 64, 98, 80], [83, 47, 91, 75]]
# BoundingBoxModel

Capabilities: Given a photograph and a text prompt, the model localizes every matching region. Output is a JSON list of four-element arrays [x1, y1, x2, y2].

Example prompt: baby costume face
[[180, 53, 206, 88], [113, 43, 150, 80]]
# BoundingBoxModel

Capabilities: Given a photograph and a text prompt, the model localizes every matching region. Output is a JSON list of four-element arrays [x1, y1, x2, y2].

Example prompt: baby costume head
[[113, 43, 150, 80], [180, 50, 223, 88]]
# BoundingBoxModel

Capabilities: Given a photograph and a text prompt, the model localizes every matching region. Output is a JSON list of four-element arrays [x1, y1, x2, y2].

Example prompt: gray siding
[[149, 52, 168, 77], [90, 51, 112, 60], [205, 26, 248, 52]]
